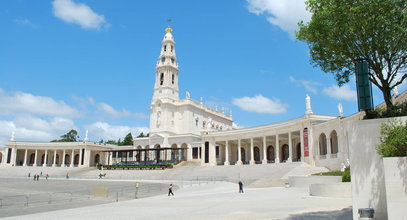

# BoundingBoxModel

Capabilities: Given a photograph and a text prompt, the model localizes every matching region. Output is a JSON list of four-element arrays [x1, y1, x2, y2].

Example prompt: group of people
[[28, 172, 49, 181], [166, 181, 244, 196]]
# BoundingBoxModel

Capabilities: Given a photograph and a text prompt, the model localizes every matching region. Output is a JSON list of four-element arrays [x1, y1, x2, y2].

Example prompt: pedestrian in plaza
[[40, 171, 42, 176], [36, 174, 39, 181], [168, 184, 174, 196], [45, 174, 48, 180], [238, 181, 244, 193], [33, 174, 36, 181], [28, 173, 30, 178]]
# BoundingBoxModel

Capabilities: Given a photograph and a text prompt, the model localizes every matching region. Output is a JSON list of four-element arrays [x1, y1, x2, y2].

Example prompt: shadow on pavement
[[285, 206, 352, 220]]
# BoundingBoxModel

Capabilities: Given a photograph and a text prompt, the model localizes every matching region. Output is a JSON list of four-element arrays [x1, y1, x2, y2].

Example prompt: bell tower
[[150, 25, 179, 136], [152, 25, 179, 103]]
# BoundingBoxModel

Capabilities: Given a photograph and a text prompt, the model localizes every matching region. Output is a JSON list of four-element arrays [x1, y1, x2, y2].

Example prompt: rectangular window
[[160, 73, 164, 85], [164, 45, 167, 51], [216, 146, 219, 157], [171, 45, 173, 52], [172, 74, 174, 84]]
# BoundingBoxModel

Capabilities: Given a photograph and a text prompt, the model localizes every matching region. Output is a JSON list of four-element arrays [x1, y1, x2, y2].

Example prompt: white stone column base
[[23, 163, 27, 167], [236, 161, 242, 165], [224, 161, 230, 165], [275, 158, 280, 163], [61, 164, 66, 167], [249, 160, 255, 165], [52, 164, 56, 167], [262, 160, 267, 164], [42, 164, 47, 167], [33, 164, 37, 167]]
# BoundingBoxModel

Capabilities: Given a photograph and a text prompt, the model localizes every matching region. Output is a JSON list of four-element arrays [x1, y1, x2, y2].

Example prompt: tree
[[51, 129, 78, 142], [297, 0, 407, 108], [122, 132, 133, 146], [106, 140, 118, 145], [137, 132, 148, 138]]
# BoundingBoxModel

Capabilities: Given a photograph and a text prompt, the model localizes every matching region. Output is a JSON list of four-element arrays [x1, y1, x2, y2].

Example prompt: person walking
[[45, 174, 48, 180], [168, 184, 174, 196], [238, 181, 244, 193], [33, 174, 36, 181]]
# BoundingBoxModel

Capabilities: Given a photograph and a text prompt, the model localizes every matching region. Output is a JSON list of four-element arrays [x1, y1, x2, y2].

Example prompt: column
[[187, 144, 193, 161], [237, 139, 242, 165], [23, 149, 28, 166], [209, 140, 216, 165], [300, 128, 304, 162], [33, 149, 38, 167], [275, 134, 280, 163], [326, 135, 332, 158], [84, 149, 91, 167], [78, 148, 83, 167], [61, 149, 66, 167], [10, 147, 16, 165], [43, 149, 48, 167], [224, 140, 230, 165], [3, 148, 9, 165], [250, 138, 255, 165], [262, 136, 267, 164], [288, 131, 293, 162], [70, 149, 74, 167], [52, 150, 57, 167]]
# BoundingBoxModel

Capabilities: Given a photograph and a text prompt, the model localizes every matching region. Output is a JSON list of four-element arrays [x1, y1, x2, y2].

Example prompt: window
[[203, 121, 206, 128], [172, 74, 174, 84], [216, 146, 219, 157], [164, 45, 167, 51], [161, 57, 165, 63], [171, 58, 174, 64], [171, 45, 173, 52], [192, 147, 199, 159], [195, 118, 199, 126], [160, 73, 164, 85]]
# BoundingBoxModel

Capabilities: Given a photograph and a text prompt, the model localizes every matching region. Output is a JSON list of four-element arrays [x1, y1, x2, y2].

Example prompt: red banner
[[303, 128, 309, 157]]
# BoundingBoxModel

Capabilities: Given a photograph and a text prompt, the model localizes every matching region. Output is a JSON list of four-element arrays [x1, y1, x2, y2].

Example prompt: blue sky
[[0, 0, 403, 145]]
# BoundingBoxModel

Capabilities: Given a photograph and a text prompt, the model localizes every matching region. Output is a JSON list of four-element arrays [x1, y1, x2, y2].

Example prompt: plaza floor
[[2, 181, 352, 220]]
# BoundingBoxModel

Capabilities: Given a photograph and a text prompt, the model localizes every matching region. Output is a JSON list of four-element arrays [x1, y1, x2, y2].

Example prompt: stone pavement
[[4, 182, 352, 220]]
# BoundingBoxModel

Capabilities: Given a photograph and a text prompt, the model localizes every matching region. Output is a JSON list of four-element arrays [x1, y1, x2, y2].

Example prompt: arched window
[[171, 45, 173, 52], [282, 144, 289, 162], [319, 133, 327, 155], [160, 73, 164, 85], [330, 130, 339, 154], [164, 45, 167, 51], [254, 147, 260, 162], [172, 74, 174, 84], [267, 145, 275, 161]]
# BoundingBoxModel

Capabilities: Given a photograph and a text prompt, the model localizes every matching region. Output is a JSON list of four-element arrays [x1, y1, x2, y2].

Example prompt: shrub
[[377, 120, 407, 157], [342, 167, 351, 182], [365, 102, 407, 119]]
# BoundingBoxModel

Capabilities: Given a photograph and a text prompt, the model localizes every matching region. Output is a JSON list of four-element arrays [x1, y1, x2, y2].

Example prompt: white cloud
[[289, 76, 319, 93], [322, 84, 357, 101], [0, 116, 77, 146], [232, 94, 287, 114], [52, 0, 107, 30], [86, 122, 149, 142], [97, 102, 147, 119], [13, 18, 37, 27], [246, 0, 311, 36], [0, 88, 81, 117]]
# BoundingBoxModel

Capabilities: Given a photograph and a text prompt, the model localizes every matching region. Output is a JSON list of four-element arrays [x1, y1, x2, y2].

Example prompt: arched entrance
[[55, 154, 60, 165], [296, 143, 301, 161], [267, 145, 275, 162], [29, 153, 35, 165], [282, 144, 289, 162], [319, 133, 327, 155], [95, 154, 100, 165], [74, 154, 79, 165], [0, 153, 2, 163], [241, 148, 246, 164], [65, 154, 70, 165], [254, 147, 260, 162], [41, 154, 45, 165], [330, 130, 338, 154], [181, 143, 188, 161]]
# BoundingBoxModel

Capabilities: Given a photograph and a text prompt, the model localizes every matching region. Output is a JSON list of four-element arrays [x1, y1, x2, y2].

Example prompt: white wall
[[347, 117, 407, 220]]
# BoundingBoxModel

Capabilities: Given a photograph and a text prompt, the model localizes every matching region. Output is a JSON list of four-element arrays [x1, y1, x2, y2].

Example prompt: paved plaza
[[2, 180, 352, 220]]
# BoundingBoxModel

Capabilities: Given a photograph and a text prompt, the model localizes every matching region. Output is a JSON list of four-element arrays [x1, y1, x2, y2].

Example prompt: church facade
[[1, 27, 406, 170]]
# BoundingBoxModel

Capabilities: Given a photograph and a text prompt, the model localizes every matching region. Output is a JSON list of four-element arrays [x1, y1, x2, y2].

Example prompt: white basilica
[[1, 26, 406, 170]]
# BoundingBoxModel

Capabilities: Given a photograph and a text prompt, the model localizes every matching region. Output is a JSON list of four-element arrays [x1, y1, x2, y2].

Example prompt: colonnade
[[1, 147, 99, 167], [202, 129, 307, 166]]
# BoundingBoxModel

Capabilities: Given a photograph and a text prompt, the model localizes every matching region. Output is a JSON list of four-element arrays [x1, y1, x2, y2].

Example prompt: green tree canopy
[[297, 0, 407, 107], [51, 129, 78, 142], [121, 132, 133, 146]]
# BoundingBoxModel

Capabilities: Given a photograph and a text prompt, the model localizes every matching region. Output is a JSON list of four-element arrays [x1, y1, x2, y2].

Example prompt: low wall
[[309, 182, 351, 198], [288, 176, 341, 188]]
